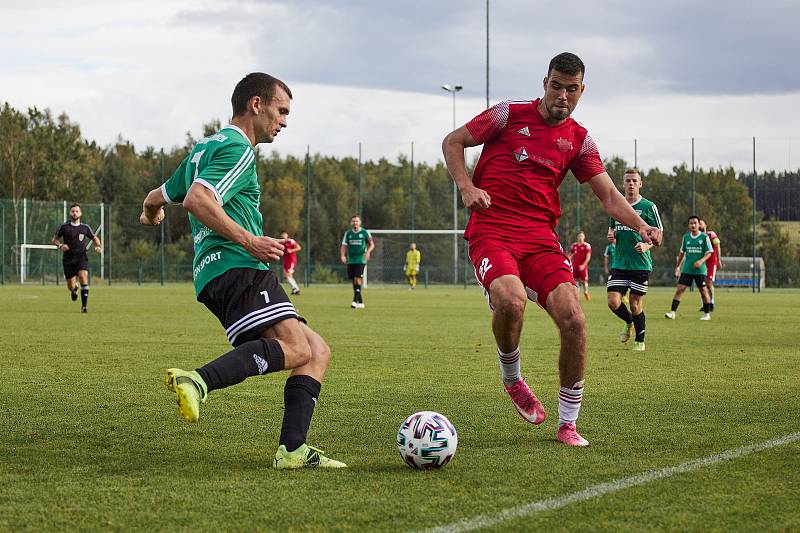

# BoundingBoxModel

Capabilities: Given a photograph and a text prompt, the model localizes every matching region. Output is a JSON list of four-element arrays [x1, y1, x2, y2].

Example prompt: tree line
[[1, 102, 798, 286]]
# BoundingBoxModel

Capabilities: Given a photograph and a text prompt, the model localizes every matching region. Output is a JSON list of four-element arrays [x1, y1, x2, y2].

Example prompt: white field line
[[418, 432, 800, 533]]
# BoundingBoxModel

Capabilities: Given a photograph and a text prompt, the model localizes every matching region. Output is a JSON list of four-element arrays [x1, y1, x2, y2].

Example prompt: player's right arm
[[140, 188, 167, 226], [675, 250, 685, 277], [442, 126, 491, 211], [51, 226, 67, 251], [340, 234, 347, 264], [183, 183, 284, 263]]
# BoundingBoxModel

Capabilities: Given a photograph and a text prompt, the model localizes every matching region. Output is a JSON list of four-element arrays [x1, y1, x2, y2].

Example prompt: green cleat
[[273, 444, 347, 469], [164, 368, 207, 422], [619, 322, 634, 343], [633, 341, 646, 352]]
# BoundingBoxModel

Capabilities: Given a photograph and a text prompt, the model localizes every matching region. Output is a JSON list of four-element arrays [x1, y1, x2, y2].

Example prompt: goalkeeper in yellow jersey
[[404, 242, 421, 290]]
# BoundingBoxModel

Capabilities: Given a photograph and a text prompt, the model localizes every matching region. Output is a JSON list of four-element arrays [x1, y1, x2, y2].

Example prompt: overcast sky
[[2, 0, 799, 171]]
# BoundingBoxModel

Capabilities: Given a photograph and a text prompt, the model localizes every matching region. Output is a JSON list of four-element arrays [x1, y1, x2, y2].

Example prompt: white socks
[[558, 380, 584, 427], [288, 276, 299, 291], [498, 347, 521, 384]]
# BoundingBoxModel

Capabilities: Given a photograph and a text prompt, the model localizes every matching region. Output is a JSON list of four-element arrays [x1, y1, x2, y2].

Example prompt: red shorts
[[468, 234, 575, 308], [705, 263, 717, 282], [573, 266, 588, 283], [283, 260, 296, 274]]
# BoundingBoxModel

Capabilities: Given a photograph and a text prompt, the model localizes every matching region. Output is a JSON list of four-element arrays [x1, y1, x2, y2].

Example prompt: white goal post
[[19, 223, 104, 284]]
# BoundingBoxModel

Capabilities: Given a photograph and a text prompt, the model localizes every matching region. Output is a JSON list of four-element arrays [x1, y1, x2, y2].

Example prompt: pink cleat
[[556, 422, 589, 447], [503, 379, 546, 425]]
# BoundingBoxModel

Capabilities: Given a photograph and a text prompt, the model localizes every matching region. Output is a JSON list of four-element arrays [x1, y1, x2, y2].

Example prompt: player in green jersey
[[606, 169, 663, 352], [139, 72, 345, 468], [339, 215, 374, 308], [665, 215, 713, 321], [603, 237, 616, 279]]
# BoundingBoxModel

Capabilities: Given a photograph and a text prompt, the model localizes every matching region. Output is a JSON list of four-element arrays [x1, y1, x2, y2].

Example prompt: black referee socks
[[196, 337, 285, 392]]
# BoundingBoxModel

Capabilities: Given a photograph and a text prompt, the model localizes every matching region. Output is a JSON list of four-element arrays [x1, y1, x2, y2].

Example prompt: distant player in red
[[568, 231, 592, 300], [442, 52, 662, 447], [280, 231, 302, 295], [698, 219, 722, 312]]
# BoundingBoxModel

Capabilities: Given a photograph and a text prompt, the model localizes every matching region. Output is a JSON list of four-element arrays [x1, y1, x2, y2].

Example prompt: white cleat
[[350, 301, 358, 308], [664, 311, 676, 320], [699, 313, 711, 321], [356, 303, 365, 309]]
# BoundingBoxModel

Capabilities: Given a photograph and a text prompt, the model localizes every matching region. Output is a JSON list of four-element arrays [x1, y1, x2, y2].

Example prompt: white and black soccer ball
[[396, 411, 457, 469]]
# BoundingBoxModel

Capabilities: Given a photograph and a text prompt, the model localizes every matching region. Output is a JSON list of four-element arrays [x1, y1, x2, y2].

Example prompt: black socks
[[80, 285, 88, 307], [279, 375, 322, 452], [671, 299, 681, 312], [196, 337, 285, 392], [353, 282, 363, 303], [612, 302, 632, 323], [632, 312, 646, 342]]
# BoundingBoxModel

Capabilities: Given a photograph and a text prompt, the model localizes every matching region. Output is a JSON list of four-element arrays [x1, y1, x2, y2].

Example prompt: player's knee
[[557, 305, 586, 335], [282, 334, 312, 368], [310, 336, 331, 368], [493, 293, 526, 320]]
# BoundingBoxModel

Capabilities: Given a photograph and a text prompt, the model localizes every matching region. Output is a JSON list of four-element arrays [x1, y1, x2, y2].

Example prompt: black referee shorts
[[63, 256, 89, 279], [347, 263, 366, 280], [198, 267, 302, 347], [678, 273, 707, 288]]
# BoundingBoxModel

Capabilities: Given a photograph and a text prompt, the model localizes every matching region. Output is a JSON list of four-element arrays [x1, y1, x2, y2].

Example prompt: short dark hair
[[688, 215, 700, 222], [548, 52, 585, 78], [231, 73, 292, 117], [351, 214, 361, 220], [69, 203, 81, 209]]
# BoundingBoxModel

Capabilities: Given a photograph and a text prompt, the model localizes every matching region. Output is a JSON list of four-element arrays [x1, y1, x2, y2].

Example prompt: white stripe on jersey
[[217, 149, 254, 199]]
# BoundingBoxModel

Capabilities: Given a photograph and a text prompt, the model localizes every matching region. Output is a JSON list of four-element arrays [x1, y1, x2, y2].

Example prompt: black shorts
[[198, 268, 302, 347], [606, 269, 650, 296], [678, 273, 707, 288], [347, 263, 366, 280], [63, 256, 89, 279]]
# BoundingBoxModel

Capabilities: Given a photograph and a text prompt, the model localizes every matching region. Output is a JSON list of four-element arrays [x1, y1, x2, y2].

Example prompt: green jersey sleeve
[[161, 156, 190, 205], [194, 143, 256, 206]]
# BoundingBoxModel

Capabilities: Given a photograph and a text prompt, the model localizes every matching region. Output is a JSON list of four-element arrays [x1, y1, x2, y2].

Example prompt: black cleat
[[81, 307, 88, 313], [71, 289, 78, 302]]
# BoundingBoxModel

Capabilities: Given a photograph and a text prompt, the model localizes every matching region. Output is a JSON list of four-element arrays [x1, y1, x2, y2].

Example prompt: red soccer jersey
[[706, 231, 719, 266], [283, 239, 298, 267], [570, 242, 592, 269], [464, 99, 605, 241]]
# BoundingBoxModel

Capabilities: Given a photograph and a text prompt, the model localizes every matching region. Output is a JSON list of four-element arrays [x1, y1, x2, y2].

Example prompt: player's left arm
[[365, 234, 375, 261], [91, 233, 102, 253], [582, 246, 591, 269], [289, 240, 302, 253], [588, 172, 662, 246], [713, 237, 723, 269]]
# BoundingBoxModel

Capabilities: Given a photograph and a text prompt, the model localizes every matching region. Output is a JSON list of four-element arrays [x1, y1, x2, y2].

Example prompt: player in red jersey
[[698, 219, 722, 312], [568, 231, 592, 301], [280, 231, 302, 295], [442, 52, 662, 447]]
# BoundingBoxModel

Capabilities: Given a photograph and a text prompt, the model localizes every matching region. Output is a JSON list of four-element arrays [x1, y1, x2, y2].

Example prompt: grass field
[[2, 283, 799, 532]]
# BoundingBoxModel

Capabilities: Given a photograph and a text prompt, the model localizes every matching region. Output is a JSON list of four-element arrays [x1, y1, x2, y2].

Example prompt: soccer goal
[[716, 256, 765, 290], [366, 229, 476, 287]]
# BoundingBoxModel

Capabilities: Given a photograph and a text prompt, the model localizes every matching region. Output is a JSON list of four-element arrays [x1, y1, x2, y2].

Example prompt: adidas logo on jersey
[[517, 126, 530, 136], [513, 147, 528, 162]]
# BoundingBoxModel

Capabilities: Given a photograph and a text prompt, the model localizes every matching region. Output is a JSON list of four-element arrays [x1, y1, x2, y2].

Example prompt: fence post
[[305, 145, 311, 287], [691, 137, 696, 214], [410, 141, 415, 231], [752, 136, 757, 293], [108, 203, 112, 286], [1, 204, 4, 285], [160, 149, 165, 286], [358, 142, 362, 218]]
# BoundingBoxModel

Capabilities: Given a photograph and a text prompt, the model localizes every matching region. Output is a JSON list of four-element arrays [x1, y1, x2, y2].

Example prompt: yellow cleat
[[165, 368, 207, 422], [273, 444, 347, 469]]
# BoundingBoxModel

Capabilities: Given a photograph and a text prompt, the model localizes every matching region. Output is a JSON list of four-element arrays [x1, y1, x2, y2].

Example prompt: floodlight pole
[[442, 84, 463, 284]]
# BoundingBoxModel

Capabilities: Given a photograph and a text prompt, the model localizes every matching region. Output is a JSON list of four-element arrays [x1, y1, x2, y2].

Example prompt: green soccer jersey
[[608, 196, 662, 271], [160, 124, 266, 295], [680, 231, 713, 275], [604, 242, 616, 269], [342, 228, 371, 264]]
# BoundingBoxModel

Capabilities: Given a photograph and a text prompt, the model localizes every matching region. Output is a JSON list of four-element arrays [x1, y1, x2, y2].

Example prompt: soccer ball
[[396, 411, 458, 469]]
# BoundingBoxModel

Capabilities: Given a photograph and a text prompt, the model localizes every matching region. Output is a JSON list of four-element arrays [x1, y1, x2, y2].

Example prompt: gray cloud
[[174, 0, 800, 101]]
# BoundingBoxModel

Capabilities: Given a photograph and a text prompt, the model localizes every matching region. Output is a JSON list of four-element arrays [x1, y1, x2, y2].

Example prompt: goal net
[[716, 256, 765, 289], [366, 229, 478, 286]]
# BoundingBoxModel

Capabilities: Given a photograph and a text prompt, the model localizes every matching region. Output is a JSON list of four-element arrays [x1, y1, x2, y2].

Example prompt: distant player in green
[[138, 72, 345, 469], [404, 242, 421, 290], [603, 237, 616, 278], [339, 215, 374, 308], [606, 169, 663, 352], [665, 215, 713, 321]]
